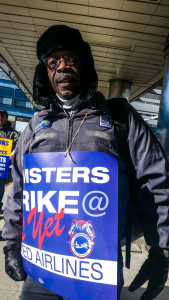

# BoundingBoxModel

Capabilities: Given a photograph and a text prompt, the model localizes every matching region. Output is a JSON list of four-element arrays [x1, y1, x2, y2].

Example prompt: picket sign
[[22, 151, 118, 300], [0, 138, 13, 178]]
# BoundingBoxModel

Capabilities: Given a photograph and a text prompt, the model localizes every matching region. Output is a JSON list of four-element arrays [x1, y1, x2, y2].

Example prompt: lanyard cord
[[28, 108, 90, 160], [65, 108, 90, 161]]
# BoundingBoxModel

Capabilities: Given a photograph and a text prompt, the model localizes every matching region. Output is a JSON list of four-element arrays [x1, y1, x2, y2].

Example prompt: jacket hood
[[33, 25, 98, 106]]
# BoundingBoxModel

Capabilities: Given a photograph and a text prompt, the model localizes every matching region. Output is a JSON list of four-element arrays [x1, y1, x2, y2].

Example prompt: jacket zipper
[[56, 103, 102, 151], [67, 117, 73, 150], [66, 110, 102, 150], [57, 104, 73, 150]]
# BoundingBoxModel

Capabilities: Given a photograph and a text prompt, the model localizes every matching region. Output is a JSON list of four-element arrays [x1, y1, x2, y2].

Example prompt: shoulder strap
[[108, 98, 144, 268], [107, 98, 135, 268], [107, 98, 129, 164]]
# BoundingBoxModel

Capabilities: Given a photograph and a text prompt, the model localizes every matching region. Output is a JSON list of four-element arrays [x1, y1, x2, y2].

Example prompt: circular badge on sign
[[68, 220, 96, 259], [70, 233, 94, 258]]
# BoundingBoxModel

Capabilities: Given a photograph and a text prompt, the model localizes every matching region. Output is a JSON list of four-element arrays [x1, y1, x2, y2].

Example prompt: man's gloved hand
[[128, 249, 169, 300], [4, 244, 27, 281]]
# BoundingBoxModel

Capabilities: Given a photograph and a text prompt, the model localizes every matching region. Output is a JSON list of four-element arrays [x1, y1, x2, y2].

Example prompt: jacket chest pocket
[[72, 114, 117, 155], [71, 130, 118, 159], [29, 129, 66, 153]]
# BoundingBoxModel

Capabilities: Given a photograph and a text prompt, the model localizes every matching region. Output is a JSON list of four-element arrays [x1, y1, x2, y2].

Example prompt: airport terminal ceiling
[[0, 0, 168, 105]]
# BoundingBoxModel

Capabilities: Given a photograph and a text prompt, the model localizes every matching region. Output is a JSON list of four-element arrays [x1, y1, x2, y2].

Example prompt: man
[[0, 109, 20, 214], [2, 25, 169, 300]]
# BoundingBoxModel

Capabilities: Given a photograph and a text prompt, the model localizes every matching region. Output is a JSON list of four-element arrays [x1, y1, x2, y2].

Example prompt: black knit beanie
[[33, 25, 98, 106]]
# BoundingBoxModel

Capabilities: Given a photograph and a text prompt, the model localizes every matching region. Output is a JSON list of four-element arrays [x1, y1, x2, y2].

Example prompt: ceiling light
[[85, 39, 134, 51], [128, 0, 160, 3], [96, 69, 119, 75]]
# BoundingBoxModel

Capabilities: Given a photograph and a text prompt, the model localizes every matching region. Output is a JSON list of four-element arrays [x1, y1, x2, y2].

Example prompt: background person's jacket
[[0, 121, 20, 150], [2, 91, 169, 262]]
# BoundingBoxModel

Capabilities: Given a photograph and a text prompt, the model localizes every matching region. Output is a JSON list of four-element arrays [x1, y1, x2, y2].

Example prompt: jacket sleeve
[[12, 130, 21, 150], [126, 102, 169, 258], [2, 116, 38, 244]]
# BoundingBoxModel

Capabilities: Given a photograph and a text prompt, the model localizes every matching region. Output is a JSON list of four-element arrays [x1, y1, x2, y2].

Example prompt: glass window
[[0, 86, 13, 107], [15, 121, 28, 132], [15, 90, 28, 100], [14, 89, 33, 110], [0, 71, 11, 81]]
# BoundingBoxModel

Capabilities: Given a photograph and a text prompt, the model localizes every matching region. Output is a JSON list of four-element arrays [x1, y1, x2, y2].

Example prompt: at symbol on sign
[[82, 191, 109, 217]]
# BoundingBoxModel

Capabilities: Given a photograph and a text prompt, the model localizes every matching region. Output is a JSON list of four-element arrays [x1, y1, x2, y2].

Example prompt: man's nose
[[57, 59, 70, 72]]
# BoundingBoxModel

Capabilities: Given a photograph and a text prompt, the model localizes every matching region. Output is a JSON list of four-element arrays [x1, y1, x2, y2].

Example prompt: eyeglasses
[[43, 54, 82, 71]]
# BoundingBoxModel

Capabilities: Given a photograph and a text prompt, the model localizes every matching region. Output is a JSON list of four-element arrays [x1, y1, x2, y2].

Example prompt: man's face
[[46, 50, 82, 100], [0, 113, 8, 127]]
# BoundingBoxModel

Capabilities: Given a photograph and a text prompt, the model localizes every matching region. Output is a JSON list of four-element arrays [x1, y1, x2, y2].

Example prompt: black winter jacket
[[0, 121, 20, 150], [2, 92, 169, 259]]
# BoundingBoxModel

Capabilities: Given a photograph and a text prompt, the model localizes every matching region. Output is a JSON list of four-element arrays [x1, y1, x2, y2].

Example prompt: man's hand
[[4, 244, 27, 281], [10, 150, 15, 161], [128, 250, 169, 300]]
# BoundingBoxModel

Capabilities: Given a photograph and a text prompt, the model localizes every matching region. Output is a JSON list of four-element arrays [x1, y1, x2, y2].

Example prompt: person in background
[[0, 109, 20, 214]]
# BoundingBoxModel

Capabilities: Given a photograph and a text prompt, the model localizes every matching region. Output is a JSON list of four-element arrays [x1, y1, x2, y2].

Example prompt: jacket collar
[[0, 120, 12, 130], [39, 91, 108, 118]]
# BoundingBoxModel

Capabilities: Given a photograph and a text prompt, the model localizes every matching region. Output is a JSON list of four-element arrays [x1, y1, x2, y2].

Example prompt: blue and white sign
[[22, 151, 118, 300], [0, 155, 10, 178], [0, 138, 13, 178]]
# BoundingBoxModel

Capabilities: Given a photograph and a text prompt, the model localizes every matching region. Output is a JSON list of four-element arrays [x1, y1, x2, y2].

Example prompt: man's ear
[[33, 63, 56, 105]]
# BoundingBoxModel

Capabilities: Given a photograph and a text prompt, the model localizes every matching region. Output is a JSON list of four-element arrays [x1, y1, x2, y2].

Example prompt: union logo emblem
[[68, 220, 96, 258]]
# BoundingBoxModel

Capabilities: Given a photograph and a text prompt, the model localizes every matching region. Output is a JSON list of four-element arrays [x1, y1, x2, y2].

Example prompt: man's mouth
[[57, 79, 73, 87], [58, 81, 72, 87], [57, 76, 74, 83], [54, 73, 78, 87]]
